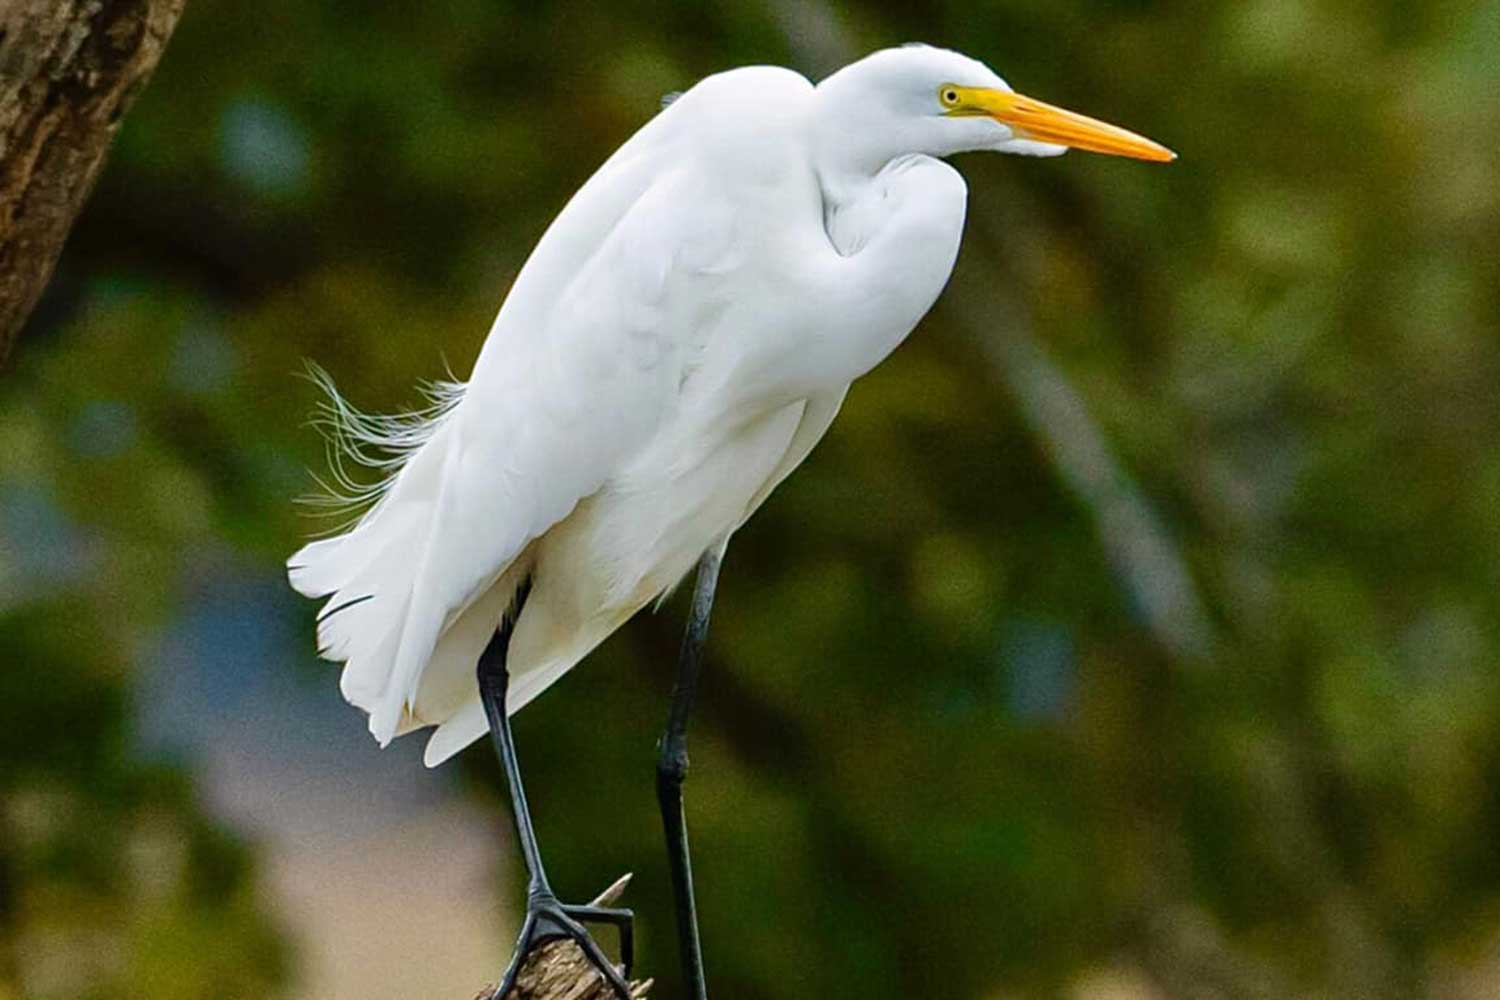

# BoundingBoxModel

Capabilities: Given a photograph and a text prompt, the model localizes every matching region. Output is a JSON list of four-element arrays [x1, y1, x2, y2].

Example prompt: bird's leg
[[656, 544, 725, 1000], [479, 577, 634, 1000]]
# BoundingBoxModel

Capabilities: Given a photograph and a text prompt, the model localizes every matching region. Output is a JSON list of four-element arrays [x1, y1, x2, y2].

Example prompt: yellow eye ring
[[939, 86, 961, 108]]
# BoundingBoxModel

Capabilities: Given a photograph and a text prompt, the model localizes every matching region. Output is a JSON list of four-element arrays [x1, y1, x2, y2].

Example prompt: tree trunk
[[0, 0, 186, 367]]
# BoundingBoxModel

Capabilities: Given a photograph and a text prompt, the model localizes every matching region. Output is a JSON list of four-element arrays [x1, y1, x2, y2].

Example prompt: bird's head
[[813, 44, 1174, 173]]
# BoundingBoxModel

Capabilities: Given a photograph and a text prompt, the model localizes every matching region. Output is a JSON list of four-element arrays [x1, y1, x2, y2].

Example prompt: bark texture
[[0, 0, 185, 366], [477, 939, 651, 1000], [475, 878, 652, 1000]]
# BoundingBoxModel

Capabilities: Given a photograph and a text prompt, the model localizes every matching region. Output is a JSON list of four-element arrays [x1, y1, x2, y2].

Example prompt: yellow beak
[[956, 86, 1176, 163]]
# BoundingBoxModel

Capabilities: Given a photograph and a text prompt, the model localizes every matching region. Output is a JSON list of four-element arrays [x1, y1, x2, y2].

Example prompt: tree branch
[[0, 0, 186, 367], [474, 876, 652, 1000]]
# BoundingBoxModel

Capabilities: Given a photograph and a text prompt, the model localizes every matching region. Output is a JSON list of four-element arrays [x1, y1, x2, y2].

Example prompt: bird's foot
[[490, 886, 635, 1000]]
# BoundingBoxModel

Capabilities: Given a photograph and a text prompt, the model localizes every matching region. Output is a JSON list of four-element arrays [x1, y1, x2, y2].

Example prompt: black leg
[[656, 545, 725, 1000], [479, 577, 634, 1000]]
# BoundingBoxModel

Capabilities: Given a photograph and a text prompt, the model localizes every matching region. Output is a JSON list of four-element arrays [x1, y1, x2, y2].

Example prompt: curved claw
[[493, 900, 634, 1000]]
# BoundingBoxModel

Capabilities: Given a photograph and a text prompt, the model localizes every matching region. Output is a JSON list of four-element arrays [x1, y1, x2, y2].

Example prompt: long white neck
[[807, 80, 899, 215], [806, 71, 1004, 232], [806, 82, 917, 256]]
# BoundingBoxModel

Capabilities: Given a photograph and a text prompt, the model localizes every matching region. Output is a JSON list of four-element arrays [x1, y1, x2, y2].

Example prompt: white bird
[[288, 43, 1171, 999]]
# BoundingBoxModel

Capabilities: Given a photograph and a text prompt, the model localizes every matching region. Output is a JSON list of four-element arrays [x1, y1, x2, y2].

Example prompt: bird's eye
[[939, 86, 961, 108]]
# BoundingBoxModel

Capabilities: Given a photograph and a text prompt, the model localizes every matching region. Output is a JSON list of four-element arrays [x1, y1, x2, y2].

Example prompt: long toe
[[561, 904, 634, 975]]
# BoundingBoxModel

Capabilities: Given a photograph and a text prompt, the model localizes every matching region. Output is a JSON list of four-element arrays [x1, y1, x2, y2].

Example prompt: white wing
[[288, 89, 756, 744], [739, 388, 848, 527]]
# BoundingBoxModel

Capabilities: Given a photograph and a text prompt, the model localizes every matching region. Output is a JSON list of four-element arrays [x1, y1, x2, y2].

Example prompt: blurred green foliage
[[0, 597, 288, 998], [3, 0, 1499, 997]]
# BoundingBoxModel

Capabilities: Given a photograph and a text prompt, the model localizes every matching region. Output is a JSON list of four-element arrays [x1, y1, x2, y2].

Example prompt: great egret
[[288, 43, 1172, 1000]]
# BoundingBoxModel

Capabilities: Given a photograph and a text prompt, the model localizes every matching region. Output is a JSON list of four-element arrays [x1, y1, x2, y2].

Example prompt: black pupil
[[945, 90, 956, 103]]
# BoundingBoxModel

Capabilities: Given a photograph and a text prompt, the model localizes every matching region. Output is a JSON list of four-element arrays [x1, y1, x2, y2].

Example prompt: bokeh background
[[4, 1, 1499, 997]]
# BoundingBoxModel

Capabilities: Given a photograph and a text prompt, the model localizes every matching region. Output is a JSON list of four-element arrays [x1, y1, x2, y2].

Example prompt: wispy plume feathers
[[297, 361, 465, 529]]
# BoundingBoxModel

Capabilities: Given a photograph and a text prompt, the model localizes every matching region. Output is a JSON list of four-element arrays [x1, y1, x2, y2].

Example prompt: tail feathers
[[289, 521, 532, 750], [424, 700, 487, 766], [288, 363, 470, 745], [287, 545, 415, 723], [287, 502, 427, 691], [286, 535, 351, 599], [286, 363, 613, 762], [286, 499, 417, 599], [409, 571, 518, 726], [287, 494, 437, 743], [289, 515, 608, 763], [335, 594, 410, 713]]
